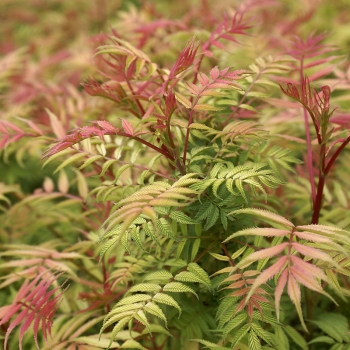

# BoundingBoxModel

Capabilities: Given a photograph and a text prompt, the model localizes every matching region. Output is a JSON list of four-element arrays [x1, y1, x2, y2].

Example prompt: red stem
[[117, 132, 174, 161], [311, 134, 350, 224], [299, 59, 316, 206], [311, 173, 325, 224], [324, 134, 350, 174], [303, 107, 317, 206]]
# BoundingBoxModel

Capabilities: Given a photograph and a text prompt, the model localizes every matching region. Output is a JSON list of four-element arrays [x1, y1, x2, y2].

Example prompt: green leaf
[[107, 317, 132, 349], [231, 246, 247, 260], [140, 324, 172, 337], [163, 282, 198, 299], [189, 123, 218, 132], [191, 339, 231, 349], [75, 170, 89, 199], [79, 155, 104, 170], [156, 218, 176, 239], [188, 262, 212, 290], [249, 330, 262, 350], [119, 339, 148, 350], [116, 294, 152, 306], [170, 211, 200, 224], [113, 164, 134, 183], [209, 252, 230, 261], [73, 335, 120, 348], [193, 104, 224, 111], [274, 327, 290, 350], [191, 238, 201, 261], [134, 310, 152, 333], [251, 323, 274, 346], [144, 302, 167, 325], [204, 205, 219, 230], [175, 92, 192, 108], [153, 293, 182, 315], [128, 283, 161, 294], [284, 325, 308, 350], [308, 336, 336, 345], [222, 313, 248, 337], [310, 313, 350, 343], [100, 159, 118, 176], [231, 324, 250, 348], [174, 271, 205, 284], [246, 91, 271, 98], [54, 153, 87, 174], [143, 270, 173, 282]]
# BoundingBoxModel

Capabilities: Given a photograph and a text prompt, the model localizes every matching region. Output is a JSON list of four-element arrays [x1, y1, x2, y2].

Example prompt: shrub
[[1, 1, 350, 349]]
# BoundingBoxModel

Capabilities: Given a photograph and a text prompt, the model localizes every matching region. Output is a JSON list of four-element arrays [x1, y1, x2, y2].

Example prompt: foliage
[[1, 0, 350, 349]]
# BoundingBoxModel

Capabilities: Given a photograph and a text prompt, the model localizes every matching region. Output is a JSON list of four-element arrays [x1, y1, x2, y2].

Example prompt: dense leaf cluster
[[1, 1, 350, 350]]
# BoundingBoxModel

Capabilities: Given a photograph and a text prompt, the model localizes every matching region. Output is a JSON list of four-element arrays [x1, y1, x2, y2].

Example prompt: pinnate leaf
[[230, 208, 294, 228], [120, 119, 134, 135], [163, 282, 198, 299]]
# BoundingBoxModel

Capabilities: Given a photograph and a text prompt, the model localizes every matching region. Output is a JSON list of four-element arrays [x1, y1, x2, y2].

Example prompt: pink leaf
[[120, 119, 134, 135], [275, 269, 288, 321], [0, 273, 65, 350], [225, 279, 246, 289], [1, 120, 23, 133], [290, 255, 328, 280], [0, 135, 9, 150], [4, 309, 29, 349], [0, 122, 9, 133], [238, 242, 288, 269], [33, 315, 41, 349], [8, 134, 24, 144], [210, 66, 220, 80], [303, 56, 338, 69], [290, 266, 323, 293], [0, 304, 22, 325], [291, 242, 335, 264], [330, 113, 350, 127], [185, 82, 200, 95], [288, 274, 308, 332], [309, 65, 334, 81], [95, 120, 116, 132], [230, 288, 249, 297], [197, 72, 210, 87], [46, 109, 66, 139], [19, 313, 35, 350], [211, 40, 227, 50], [27, 121, 43, 135], [246, 256, 287, 302], [287, 274, 302, 317], [294, 231, 331, 243]]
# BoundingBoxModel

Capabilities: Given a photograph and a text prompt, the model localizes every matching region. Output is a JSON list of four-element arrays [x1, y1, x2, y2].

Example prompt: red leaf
[[0, 273, 65, 350], [19, 313, 35, 350], [120, 119, 134, 135], [95, 120, 116, 132]]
